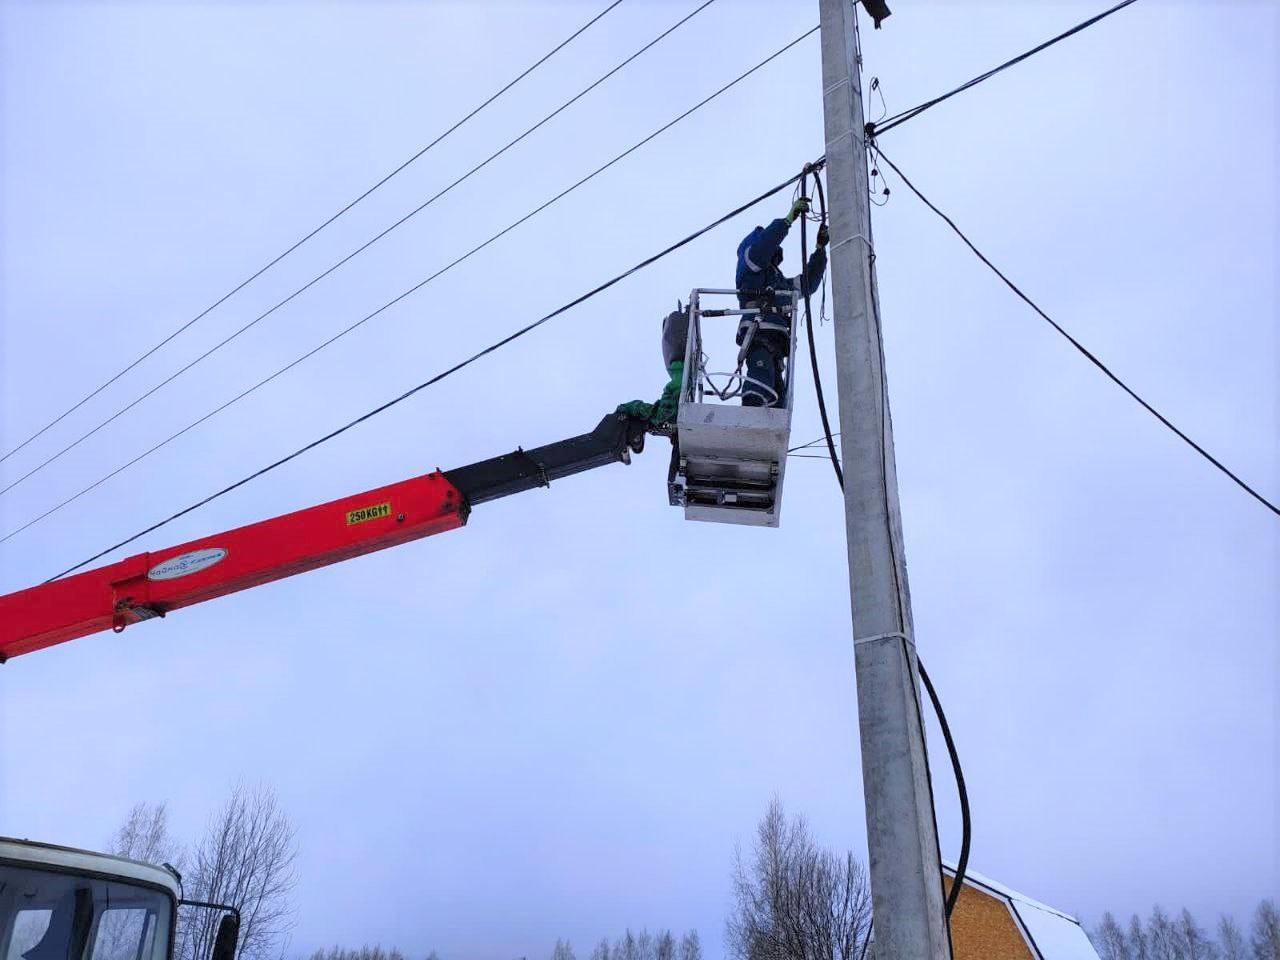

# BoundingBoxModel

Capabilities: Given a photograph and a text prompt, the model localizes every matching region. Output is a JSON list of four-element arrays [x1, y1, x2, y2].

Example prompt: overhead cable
[[0, 0, 720, 499], [873, 144, 1279, 517], [2, 26, 820, 553], [40, 160, 818, 580], [0, 0, 624, 466], [870, 0, 1140, 138], [787, 431, 841, 453]]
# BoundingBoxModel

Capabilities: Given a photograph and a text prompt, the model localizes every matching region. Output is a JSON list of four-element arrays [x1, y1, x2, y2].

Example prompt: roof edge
[[0, 836, 181, 898], [941, 861, 1080, 924]]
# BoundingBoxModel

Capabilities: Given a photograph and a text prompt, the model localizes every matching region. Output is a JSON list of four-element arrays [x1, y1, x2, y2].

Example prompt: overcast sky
[[1, 1, 1277, 957]]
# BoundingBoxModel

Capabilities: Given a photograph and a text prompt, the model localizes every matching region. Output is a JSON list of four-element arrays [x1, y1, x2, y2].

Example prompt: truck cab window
[[0, 865, 170, 960]]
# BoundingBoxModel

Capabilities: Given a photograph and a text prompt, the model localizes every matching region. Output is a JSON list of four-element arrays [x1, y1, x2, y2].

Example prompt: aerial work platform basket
[[668, 286, 797, 527]]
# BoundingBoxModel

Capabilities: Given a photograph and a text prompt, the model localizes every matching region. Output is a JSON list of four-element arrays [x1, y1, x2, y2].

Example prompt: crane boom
[[0, 413, 648, 661]]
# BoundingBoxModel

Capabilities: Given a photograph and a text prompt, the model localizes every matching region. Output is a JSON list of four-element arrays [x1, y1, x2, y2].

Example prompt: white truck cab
[[0, 839, 237, 960]]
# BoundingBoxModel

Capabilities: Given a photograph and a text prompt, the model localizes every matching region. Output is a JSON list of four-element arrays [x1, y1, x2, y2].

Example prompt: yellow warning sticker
[[346, 501, 391, 526]]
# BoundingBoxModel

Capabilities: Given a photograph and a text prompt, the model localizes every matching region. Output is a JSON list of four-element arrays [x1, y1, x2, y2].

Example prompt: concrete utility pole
[[816, 2, 952, 958]]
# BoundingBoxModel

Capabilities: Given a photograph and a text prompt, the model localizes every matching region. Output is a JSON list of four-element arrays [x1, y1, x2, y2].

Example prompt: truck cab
[[0, 839, 236, 960]]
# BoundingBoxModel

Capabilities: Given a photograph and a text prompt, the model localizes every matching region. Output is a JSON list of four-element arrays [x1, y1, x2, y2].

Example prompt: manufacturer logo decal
[[346, 501, 391, 526], [147, 547, 228, 581]]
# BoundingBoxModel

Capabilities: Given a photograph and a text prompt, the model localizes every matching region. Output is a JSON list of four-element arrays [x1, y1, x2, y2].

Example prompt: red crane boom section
[[0, 411, 649, 662], [0, 472, 466, 660]]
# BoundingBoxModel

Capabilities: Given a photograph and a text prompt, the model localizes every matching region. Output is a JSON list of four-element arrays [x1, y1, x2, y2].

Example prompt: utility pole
[[816, 2, 952, 958]]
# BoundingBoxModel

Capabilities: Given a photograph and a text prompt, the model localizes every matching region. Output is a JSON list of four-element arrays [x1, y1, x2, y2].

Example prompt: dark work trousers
[[741, 328, 789, 407]]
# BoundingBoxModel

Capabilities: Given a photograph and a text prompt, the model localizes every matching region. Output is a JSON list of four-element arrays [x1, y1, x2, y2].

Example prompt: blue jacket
[[735, 218, 827, 308]]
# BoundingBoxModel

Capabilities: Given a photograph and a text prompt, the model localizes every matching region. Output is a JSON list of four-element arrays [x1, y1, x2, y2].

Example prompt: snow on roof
[[1012, 903, 1101, 960], [942, 861, 1101, 960], [942, 861, 1077, 921]]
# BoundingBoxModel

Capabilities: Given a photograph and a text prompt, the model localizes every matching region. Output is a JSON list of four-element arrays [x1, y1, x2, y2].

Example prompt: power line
[[787, 431, 841, 453], [0, 0, 719, 500], [3, 27, 818, 553], [872, 144, 1279, 518], [0, 0, 624, 467], [2, 28, 819, 555], [870, 0, 1140, 138], [42, 163, 816, 581]]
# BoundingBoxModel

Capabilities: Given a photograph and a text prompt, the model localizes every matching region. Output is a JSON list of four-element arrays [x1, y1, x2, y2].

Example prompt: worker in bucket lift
[[736, 195, 829, 406], [614, 198, 826, 426]]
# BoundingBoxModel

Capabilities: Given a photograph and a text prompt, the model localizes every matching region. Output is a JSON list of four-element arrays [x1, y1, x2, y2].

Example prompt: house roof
[[943, 861, 1100, 960]]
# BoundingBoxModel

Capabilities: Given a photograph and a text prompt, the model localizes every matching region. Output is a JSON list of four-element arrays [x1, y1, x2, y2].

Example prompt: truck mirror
[[211, 914, 240, 960]]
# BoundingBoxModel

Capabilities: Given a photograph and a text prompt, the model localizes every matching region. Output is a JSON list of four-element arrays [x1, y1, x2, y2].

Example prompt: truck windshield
[[0, 862, 171, 960]]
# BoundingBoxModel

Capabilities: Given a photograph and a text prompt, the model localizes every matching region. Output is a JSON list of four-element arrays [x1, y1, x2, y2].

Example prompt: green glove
[[648, 360, 683, 426], [615, 399, 654, 420], [786, 197, 811, 224], [617, 361, 683, 428]]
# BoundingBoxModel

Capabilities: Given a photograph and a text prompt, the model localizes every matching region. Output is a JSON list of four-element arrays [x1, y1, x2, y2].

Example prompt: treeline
[[306, 948, 441, 960], [554, 929, 701, 960], [1091, 901, 1279, 960], [305, 931, 700, 960]]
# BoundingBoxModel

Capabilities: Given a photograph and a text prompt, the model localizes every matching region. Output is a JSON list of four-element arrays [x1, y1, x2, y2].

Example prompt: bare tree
[[677, 932, 700, 960], [1128, 915, 1151, 960], [1176, 908, 1218, 960], [590, 940, 611, 960], [654, 931, 675, 960], [1148, 907, 1179, 960], [100, 803, 189, 960], [178, 784, 297, 960], [726, 799, 872, 960], [310, 948, 408, 960], [110, 802, 186, 871], [551, 940, 577, 960], [1253, 901, 1280, 960], [1220, 916, 1249, 960], [1092, 912, 1131, 960]]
